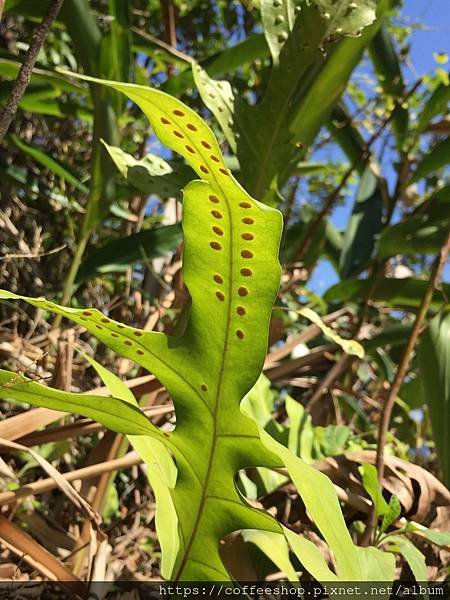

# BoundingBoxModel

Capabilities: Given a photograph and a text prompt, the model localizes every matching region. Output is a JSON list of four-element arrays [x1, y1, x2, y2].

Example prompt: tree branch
[[0, 0, 64, 143], [362, 232, 450, 545]]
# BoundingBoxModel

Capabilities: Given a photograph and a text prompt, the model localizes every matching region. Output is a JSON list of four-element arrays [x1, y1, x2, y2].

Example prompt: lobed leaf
[[0, 369, 161, 439], [1, 73, 381, 582]]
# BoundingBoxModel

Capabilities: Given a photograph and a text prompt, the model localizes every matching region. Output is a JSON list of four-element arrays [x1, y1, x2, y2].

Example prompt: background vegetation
[[0, 0, 449, 587]]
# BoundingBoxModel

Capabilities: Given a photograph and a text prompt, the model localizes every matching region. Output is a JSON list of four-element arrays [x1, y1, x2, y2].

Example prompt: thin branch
[[292, 79, 422, 264], [131, 26, 192, 64], [363, 233, 450, 545], [0, 0, 64, 143], [0, 452, 142, 506], [306, 355, 351, 409], [375, 233, 450, 477], [0, 244, 67, 262]]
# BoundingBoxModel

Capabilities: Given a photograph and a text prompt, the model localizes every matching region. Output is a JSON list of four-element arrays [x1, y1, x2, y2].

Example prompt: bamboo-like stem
[[52, 229, 90, 329]]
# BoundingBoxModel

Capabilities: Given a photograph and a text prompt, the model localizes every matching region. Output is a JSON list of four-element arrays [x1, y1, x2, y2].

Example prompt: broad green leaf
[[356, 546, 396, 581], [385, 535, 428, 583], [242, 530, 298, 581], [359, 463, 389, 517], [1, 74, 368, 582], [369, 23, 408, 148], [417, 82, 450, 133], [325, 278, 450, 312], [192, 63, 237, 152], [81, 353, 179, 577], [410, 137, 450, 183], [418, 310, 450, 486], [0, 369, 161, 439], [339, 166, 383, 279], [380, 495, 401, 534], [76, 224, 182, 283], [103, 143, 193, 200]]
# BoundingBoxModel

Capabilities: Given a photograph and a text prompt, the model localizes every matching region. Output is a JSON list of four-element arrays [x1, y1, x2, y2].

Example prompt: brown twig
[[362, 233, 450, 545], [131, 26, 192, 64], [0, 0, 64, 143], [159, 0, 178, 77], [306, 354, 351, 409], [0, 452, 142, 506]]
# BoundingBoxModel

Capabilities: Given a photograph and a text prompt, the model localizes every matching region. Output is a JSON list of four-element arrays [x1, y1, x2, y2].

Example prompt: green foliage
[[339, 166, 383, 278], [0, 76, 386, 582], [410, 137, 450, 183], [76, 224, 183, 283], [325, 278, 450, 312], [379, 186, 450, 258], [0, 368, 160, 438], [1, 0, 449, 585], [103, 143, 194, 200], [418, 310, 450, 486]]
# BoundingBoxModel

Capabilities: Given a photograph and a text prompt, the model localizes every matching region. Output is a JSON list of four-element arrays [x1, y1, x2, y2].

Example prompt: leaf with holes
[[236, 0, 387, 203], [192, 63, 237, 153], [0, 74, 386, 582], [316, 0, 377, 37], [260, 0, 296, 66]]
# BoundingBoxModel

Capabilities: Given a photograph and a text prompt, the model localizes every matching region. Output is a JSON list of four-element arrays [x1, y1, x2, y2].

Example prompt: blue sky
[[308, 0, 450, 293]]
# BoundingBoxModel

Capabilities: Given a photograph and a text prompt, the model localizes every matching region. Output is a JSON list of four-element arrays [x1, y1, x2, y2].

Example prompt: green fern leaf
[[0, 74, 392, 582]]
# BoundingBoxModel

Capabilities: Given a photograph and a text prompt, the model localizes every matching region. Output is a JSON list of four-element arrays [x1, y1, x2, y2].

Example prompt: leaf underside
[[0, 72, 391, 582]]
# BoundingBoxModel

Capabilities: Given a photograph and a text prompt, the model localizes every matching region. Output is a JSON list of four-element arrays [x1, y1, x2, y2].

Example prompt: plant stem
[[363, 232, 450, 545], [0, 0, 64, 143], [52, 230, 90, 329]]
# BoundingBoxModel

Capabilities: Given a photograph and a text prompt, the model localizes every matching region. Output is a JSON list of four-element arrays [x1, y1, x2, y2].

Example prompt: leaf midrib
[[174, 174, 235, 579]]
